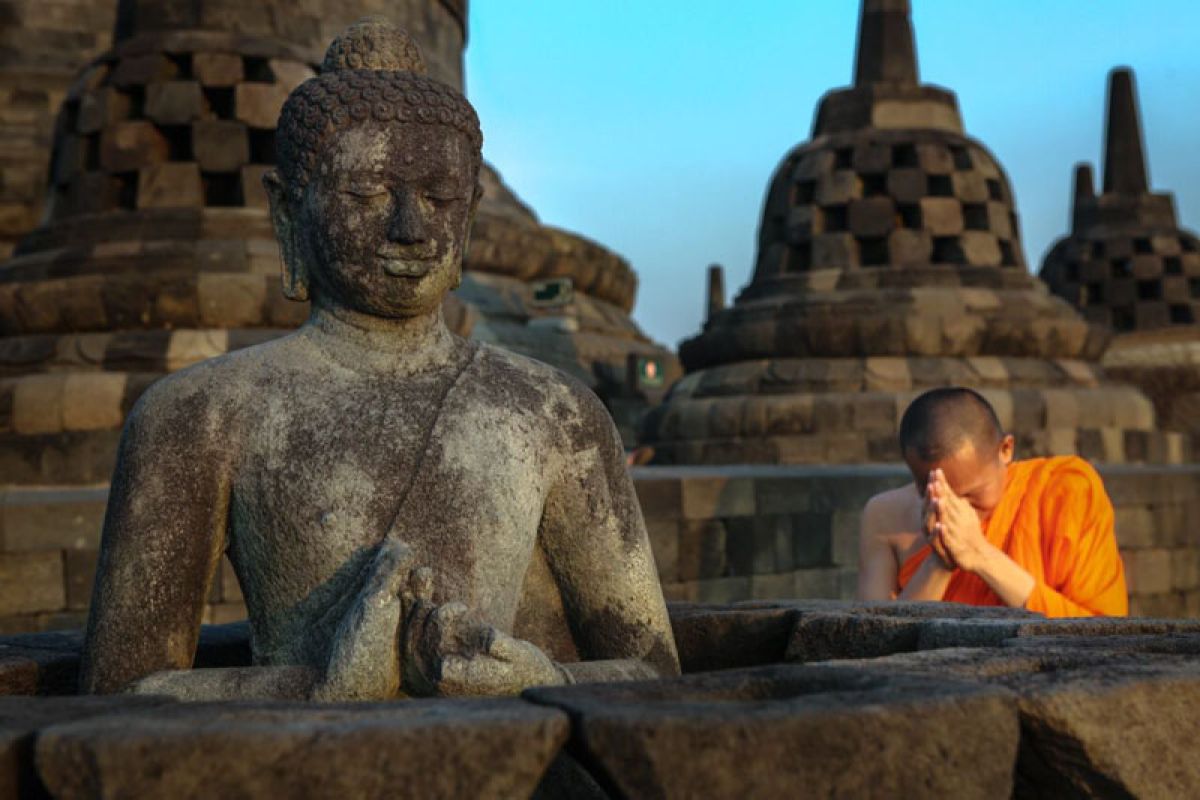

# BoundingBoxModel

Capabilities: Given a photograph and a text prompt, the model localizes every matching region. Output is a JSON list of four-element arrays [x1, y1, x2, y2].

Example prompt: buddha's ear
[[263, 169, 310, 303], [452, 180, 484, 292]]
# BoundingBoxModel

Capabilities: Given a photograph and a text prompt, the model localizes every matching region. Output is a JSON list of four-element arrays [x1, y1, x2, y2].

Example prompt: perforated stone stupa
[[1040, 68, 1200, 435], [0, 0, 672, 633], [642, 0, 1174, 466], [0, 0, 119, 258]]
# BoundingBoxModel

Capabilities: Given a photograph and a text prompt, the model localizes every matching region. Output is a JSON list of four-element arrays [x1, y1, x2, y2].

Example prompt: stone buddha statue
[[79, 18, 679, 700]]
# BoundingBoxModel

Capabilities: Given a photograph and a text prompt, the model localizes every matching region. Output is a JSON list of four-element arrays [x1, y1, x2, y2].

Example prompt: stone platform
[[3, 603, 1200, 797], [1, 463, 1198, 633]]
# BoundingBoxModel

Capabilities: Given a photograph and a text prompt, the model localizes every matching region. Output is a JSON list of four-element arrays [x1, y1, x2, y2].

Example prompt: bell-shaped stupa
[[1040, 68, 1200, 435], [0, 0, 119, 258], [642, 0, 1175, 465]]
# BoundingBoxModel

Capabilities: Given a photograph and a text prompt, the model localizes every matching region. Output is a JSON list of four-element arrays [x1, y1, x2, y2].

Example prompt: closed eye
[[423, 191, 465, 205], [342, 185, 388, 199]]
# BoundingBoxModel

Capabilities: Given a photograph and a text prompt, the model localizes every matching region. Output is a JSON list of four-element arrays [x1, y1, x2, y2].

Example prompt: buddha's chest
[[224, 380, 558, 609]]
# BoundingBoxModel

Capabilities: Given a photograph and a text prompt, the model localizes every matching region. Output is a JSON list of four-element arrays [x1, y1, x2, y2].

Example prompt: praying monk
[[80, 18, 679, 700], [857, 387, 1128, 617]]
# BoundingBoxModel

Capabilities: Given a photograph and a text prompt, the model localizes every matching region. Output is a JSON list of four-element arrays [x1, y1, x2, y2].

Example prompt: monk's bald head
[[898, 388, 1004, 463]]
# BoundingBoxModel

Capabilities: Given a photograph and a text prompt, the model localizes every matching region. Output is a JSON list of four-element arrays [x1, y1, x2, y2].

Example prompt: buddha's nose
[[387, 190, 429, 244]]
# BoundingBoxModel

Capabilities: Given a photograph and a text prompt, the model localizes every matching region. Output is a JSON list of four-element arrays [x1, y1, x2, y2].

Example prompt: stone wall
[[1, 463, 1198, 633], [0, 0, 119, 258], [633, 463, 1200, 617], [4, 604, 1200, 796]]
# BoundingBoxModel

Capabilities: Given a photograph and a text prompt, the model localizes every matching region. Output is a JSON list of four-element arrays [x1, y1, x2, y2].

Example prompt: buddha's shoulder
[[468, 343, 613, 429], [129, 334, 304, 416]]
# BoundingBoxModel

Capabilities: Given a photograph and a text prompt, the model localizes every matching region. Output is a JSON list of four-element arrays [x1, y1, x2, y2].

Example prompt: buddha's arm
[[540, 404, 681, 682], [80, 385, 230, 694]]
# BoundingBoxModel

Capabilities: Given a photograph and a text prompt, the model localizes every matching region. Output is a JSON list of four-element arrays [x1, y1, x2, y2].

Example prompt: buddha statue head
[[264, 17, 484, 319]]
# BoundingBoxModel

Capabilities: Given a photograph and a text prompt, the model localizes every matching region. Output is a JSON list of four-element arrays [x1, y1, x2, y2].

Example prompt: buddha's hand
[[312, 538, 415, 702], [928, 468, 991, 574], [399, 568, 568, 697]]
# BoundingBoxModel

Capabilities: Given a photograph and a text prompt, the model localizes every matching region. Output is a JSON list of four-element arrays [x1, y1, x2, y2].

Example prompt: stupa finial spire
[[853, 0, 919, 86], [1071, 163, 1094, 232], [1103, 67, 1150, 195]]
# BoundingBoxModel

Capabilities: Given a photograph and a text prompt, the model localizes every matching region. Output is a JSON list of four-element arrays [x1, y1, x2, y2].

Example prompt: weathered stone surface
[[145, 81, 206, 125], [526, 664, 1018, 800], [193, 52, 244, 86], [668, 602, 803, 672], [80, 20, 679, 702], [0, 659, 37, 696], [916, 616, 1200, 650], [785, 602, 1038, 662], [137, 163, 204, 208], [0, 553, 64, 617], [0, 5, 673, 644], [854, 646, 1200, 798], [192, 120, 251, 171], [0, 696, 170, 800], [36, 698, 567, 800]]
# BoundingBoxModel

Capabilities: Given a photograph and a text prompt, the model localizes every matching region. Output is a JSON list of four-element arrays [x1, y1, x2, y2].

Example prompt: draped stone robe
[[80, 321, 677, 693]]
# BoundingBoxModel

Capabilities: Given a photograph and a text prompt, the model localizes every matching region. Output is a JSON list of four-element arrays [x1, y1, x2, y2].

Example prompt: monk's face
[[297, 121, 479, 318], [906, 435, 1015, 518]]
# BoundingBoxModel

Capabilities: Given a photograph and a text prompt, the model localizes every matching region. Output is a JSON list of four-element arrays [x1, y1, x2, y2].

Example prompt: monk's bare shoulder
[[861, 484, 922, 549]]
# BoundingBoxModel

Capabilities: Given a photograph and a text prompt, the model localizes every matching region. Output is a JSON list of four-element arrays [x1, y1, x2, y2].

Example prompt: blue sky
[[464, 1, 1200, 348]]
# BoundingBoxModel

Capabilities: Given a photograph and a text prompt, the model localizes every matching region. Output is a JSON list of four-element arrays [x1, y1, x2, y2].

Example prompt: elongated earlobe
[[263, 170, 310, 303]]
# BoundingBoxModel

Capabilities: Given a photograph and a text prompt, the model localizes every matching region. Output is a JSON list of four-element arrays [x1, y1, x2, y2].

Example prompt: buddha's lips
[[378, 257, 434, 278]]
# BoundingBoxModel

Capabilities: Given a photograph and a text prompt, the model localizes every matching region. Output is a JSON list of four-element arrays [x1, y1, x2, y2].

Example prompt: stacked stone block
[[0, 0, 119, 258], [1041, 68, 1200, 438], [7, 606, 1200, 796], [642, 0, 1169, 466], [766, 130, 1024, 275], [634, 464, 1200, 618], [5, 463, 1197, 632]]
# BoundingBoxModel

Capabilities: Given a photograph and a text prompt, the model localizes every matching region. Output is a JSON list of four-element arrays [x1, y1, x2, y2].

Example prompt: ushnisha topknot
[[321, 15, 427, 74], [275, 16, 482, 197]]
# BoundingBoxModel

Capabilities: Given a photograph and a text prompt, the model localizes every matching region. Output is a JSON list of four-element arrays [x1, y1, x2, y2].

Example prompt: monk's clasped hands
[[925, 469, 995, 575]]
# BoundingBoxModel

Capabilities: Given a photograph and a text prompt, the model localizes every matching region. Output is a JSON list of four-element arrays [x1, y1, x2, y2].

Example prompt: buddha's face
[[276, 121, 479, 318]]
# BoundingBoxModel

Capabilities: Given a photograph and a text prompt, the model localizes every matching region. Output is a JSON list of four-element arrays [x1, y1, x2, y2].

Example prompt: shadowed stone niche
[[640, 0, 1176, 466], [1040, 68, 1200, 442], [4, 602, 1200, 797]]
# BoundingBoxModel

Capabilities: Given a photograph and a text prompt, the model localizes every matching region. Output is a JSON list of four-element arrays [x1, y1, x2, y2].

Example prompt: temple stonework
[[641, 0, 1175, 466], [0, 0, 673, 633], [0, 0, 119, 258], [1040, 68, 1200, 437]]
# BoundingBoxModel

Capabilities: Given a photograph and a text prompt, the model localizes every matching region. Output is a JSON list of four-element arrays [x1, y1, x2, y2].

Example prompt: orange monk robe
[[898, 455, 1128, 618]]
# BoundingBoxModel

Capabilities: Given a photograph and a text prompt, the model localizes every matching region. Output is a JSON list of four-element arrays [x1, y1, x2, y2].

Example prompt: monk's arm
[[1025, 468, 1127, 617], [856, 496, 900, 600], [80, 385, 229, 693], [857, 494, 953, 602], [540, 400, 681, 681], [896, 556, 956, 602], [971, 548, 1036, 608]]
